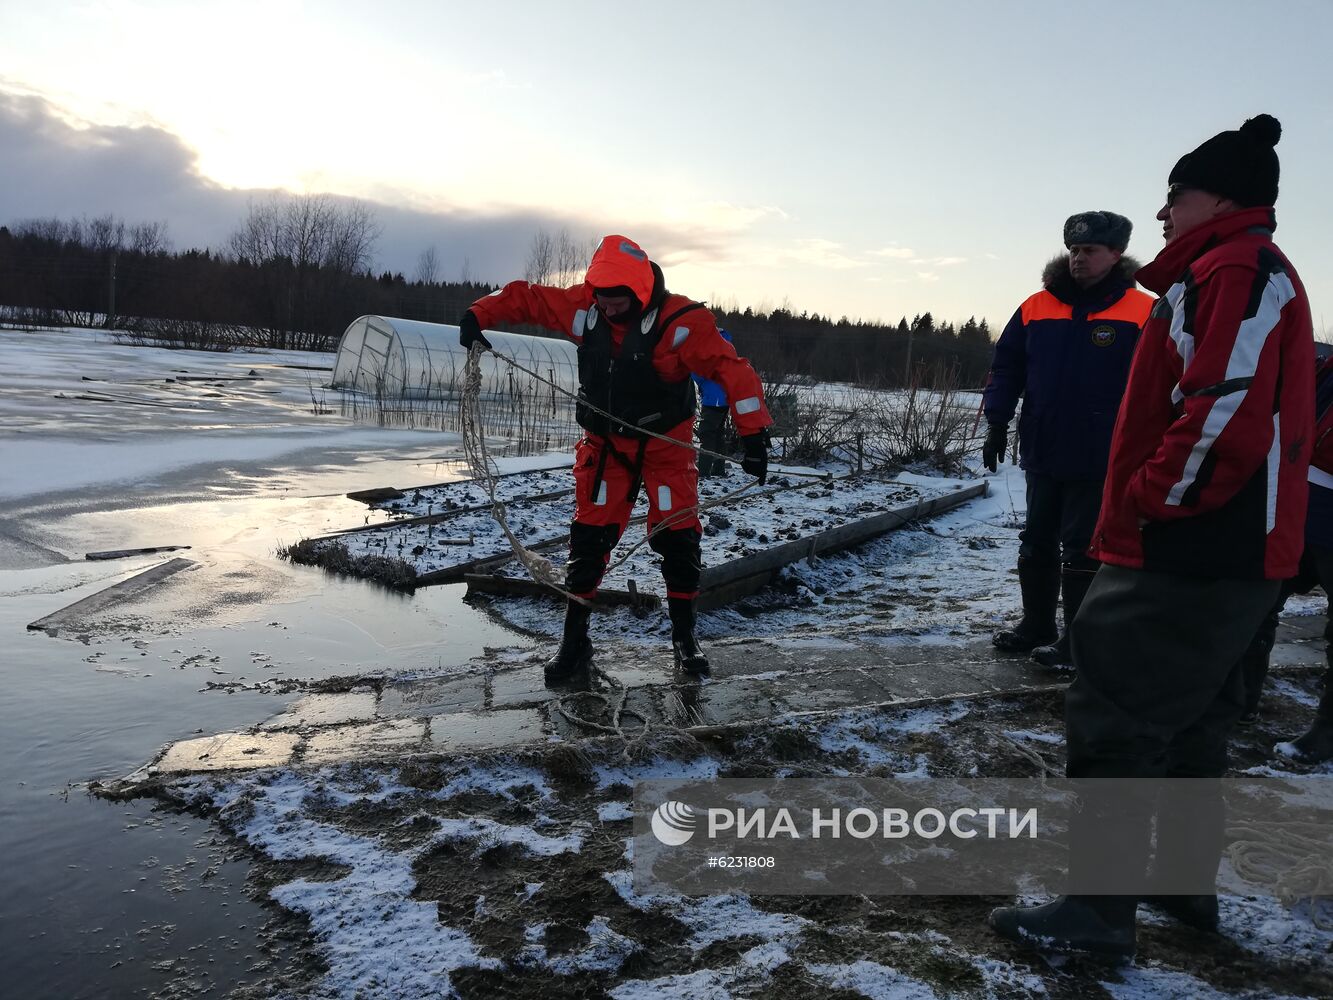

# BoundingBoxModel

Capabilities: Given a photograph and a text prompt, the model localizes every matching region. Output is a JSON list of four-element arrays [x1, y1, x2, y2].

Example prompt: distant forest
[[0, 197, 996, 387]]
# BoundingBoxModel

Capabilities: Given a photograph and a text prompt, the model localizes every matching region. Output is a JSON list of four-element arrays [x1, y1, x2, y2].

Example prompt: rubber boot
[[993, 558, 1059, 652], [990, 779, 1147, 960], [1286, 683, 1333, 764], [1031, 567, 1096, 669], [1141, 894, 1220, 932], [544, 600, 593, 686], [988, 895, 1135, 960], [1237, 609, 1279, 724], [667, 597, 710, 676], [1140, 781, 1222, 932]]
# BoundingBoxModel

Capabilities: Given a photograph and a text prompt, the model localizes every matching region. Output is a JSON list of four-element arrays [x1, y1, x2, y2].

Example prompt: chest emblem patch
[[1091, 324, 1116, 348]]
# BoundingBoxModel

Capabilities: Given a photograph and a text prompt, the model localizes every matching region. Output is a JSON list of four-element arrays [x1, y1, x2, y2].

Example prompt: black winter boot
[[544, 600, 593, 686], [1286, 683, 1333, 763], [1031, 567, 1096, 669], [1238, 609, 1280, 722], [1140, 895, 1220, 932], [991, 779, 1147, 960], [988, 895, 1135, 960], [993, 558, 1059, 652], [1140, 780, 1224, 933], [667, 597, 709, 676], [1283, 640, 1333, 762]]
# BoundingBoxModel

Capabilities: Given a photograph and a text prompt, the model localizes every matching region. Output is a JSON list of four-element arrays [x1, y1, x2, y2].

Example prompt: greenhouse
[[330, 315, 582, 444]]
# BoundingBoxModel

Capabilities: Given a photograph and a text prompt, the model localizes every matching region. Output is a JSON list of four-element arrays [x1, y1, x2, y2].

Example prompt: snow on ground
[[163, 690, 1333, 999]]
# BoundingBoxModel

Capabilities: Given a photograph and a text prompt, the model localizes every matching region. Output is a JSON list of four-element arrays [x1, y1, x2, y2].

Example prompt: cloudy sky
[[3, 0, 1331, 331]]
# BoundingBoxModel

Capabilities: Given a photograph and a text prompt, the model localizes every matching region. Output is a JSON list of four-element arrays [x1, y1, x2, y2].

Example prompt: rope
[[1226, 818, 1333, 928], [460, 346, 567, 596], [484, 344, 833, 482], [461, 343, 838, 602]]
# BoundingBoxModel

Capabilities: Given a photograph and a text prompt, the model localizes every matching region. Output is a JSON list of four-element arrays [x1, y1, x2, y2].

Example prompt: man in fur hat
[[983, 213, 1154, 668]]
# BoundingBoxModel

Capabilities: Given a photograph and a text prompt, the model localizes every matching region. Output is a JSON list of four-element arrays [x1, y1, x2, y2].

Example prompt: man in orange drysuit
[[460, 235, 773, 684]]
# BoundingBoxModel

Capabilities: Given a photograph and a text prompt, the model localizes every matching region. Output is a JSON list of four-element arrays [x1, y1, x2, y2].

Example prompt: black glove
[[741, 430, 769, 485], [982, 423, 1008, 473], [459, 310, 492, 352]]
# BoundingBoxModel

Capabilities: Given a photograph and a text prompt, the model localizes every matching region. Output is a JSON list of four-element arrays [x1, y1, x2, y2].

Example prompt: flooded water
[[0, 444, 533, 997]]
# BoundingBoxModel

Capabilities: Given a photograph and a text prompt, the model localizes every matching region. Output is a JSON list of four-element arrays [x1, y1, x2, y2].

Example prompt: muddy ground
[[125, 668, 1333, 999]]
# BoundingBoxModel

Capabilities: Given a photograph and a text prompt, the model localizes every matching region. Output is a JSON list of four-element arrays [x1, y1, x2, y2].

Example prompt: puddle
[[2, 437, 537, 998]]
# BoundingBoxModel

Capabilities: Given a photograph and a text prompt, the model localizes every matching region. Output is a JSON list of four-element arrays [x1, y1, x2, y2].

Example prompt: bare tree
[[524, 228, 555, 284], [226, 194, 381, 348], [524, 226, 597, 287], [554, 228, 598, 287], [458, 255, 474, 285], [129, 221, 171, 256], [415, 245, 440, 285], [85, 214, 125, 253]]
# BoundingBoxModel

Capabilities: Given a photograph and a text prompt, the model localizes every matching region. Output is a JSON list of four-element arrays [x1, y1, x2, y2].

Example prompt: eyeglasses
[[1166, 183, 1193, 208]]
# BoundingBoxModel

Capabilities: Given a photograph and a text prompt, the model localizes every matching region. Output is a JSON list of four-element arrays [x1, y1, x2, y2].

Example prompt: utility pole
[[903, 326, 914, 387], [108, 252, 117, 328]]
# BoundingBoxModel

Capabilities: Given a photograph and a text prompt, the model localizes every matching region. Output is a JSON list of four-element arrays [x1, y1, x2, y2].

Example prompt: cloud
[[0, 86, 762, 285], [931, 256, 968, 266], [869, 246, 916, 260]]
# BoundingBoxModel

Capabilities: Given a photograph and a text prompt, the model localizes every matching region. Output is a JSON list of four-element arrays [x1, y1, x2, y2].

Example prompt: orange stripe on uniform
[[1089, 288, 1155, 325], [1019, 291, 1072, 324]]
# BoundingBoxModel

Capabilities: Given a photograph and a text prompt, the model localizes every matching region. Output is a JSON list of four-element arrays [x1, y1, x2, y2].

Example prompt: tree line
[[0, 197, 994, 386]]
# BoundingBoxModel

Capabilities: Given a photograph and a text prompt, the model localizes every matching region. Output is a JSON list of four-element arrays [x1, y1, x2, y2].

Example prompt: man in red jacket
[[990, 115, 1315, 959], [460, 235, 773, 685]]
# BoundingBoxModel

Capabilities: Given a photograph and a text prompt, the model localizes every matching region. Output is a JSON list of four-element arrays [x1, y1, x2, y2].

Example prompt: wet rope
[[462, 344, 829, 601], [460, 345, 566, 595]]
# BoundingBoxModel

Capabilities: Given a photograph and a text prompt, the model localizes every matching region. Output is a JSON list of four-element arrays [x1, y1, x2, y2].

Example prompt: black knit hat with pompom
[[1168, 114, 1282, 207]]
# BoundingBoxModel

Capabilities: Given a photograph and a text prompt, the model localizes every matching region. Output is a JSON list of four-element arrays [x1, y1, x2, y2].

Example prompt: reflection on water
[[2, 445, 535, 997]]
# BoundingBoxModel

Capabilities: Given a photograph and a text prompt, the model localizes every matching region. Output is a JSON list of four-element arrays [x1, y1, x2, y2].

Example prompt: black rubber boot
[[1287, 684, 1333, 763], [544, 600, 593, 686], [667, 597, 710, 676], [989, 775, 1149, 960], [1031, 567, 1096, 669], [1140, 781, 1223, 932], [1237, 609, 1280, 723], [988, 895, 1135, 960], [1140, 895, 1220, 932], [1284, 641, 1333, 762], [993, 557, 1059, 652]]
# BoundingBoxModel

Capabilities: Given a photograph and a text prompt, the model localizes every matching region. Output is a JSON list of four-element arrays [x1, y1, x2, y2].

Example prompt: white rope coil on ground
[[1227, 819, 1333, 928]]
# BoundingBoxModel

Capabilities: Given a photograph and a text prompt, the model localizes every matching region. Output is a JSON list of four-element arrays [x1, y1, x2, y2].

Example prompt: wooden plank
[[346, 487, 405, 504], [696, 482, 987, 611], [462, 574, 659, 610], [331, 486, 575, 528], [86, 545, 192, 561], [411, 473, 958, 589], [414, 533, 569, 586], [56, 392, 180, 408], [28, 558, 198, 634]]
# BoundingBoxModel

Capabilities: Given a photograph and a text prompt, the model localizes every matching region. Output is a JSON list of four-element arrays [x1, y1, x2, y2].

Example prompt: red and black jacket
[[1090, 207, 1315, 579]]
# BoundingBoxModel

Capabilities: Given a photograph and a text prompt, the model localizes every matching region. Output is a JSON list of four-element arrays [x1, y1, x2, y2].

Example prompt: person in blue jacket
[[692, 328, 734, 476], [982, 212, 1154, 666]]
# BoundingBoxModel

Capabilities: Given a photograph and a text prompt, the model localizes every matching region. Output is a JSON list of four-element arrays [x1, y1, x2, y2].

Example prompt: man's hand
[[459, 311, 492, 352], [741, 430, 769, 484], [982, 423, 1008, 473]]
